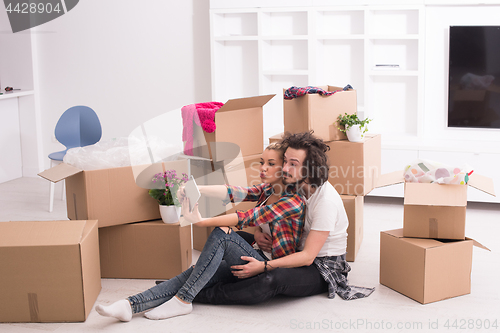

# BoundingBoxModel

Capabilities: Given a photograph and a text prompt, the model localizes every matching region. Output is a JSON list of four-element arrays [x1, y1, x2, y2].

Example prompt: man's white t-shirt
[[297, 181, 348, 257]]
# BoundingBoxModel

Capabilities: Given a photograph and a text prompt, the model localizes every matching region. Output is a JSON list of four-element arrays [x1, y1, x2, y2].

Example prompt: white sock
[[95, 299, 133, 322], [144, 296, 192, 320]]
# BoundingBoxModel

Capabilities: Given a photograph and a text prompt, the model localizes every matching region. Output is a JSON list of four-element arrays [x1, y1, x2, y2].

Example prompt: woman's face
[[259, 149, 283, 185]]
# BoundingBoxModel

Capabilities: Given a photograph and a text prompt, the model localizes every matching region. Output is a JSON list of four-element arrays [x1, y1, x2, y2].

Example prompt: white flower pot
[[346, 124, 363, 142], [159, 205, 181, 224]]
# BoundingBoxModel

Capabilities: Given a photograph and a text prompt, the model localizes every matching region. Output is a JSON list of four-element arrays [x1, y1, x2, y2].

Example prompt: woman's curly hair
[[280, 131, 330, 187]]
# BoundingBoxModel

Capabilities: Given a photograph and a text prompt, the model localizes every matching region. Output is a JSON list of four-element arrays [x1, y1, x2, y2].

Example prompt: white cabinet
[[210, 4, 425, 143]]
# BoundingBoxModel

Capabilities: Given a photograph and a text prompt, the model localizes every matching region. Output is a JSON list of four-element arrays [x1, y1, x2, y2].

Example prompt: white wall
[[33, 0, 212, 170]]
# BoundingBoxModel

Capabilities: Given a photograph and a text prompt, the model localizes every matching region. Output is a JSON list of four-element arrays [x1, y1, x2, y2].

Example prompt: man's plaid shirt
[[226, 183, 305, 259]]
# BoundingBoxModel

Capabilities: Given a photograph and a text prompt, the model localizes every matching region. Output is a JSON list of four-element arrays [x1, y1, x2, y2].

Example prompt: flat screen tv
[[448, 26, 500, 129]]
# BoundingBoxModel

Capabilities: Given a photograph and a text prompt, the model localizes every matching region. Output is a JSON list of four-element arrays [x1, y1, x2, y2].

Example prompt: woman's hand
[[230, 256, 265, 279], [180, 197, 202, 226], [177, 186, 186, 202], [254, 228, 272, 253]]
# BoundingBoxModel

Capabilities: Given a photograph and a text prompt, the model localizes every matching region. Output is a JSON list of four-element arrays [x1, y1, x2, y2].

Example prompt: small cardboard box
[[269, 132, 284, 145], [38, 159, 190, 228], [99, 220, 192, 279], [380, 228, 489, 304], [192, 95, 274, 160], [377, 172, 495, 240], [0, 220, 101, 323], [283, 85, 356, 142], [327, 134, 381, 196], [341, 195, 364, 262]]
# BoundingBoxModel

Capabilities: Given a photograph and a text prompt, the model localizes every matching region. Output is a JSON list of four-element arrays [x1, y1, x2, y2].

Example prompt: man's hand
[[231, 256, 265, 279], [254, 228, 272, 253]]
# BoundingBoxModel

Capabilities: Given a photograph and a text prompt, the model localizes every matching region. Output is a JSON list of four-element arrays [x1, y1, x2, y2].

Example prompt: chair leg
[[61, 179, 66, 202], [49, 181, 55, 212]]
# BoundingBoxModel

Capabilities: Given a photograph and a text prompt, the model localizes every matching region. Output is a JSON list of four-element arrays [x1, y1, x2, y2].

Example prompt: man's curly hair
[[280, 131, 330, 187]]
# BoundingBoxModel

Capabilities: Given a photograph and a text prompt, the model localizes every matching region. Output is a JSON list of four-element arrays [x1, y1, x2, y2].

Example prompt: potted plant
[[337, 113, 372, 142], [149, 169, 189, 223]]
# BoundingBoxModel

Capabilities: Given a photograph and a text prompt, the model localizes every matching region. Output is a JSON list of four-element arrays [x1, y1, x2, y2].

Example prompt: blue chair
[[48, 106, 102, 212]]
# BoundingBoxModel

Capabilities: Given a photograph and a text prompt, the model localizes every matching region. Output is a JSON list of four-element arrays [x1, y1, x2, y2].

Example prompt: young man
[[193, 131, 374, 304]]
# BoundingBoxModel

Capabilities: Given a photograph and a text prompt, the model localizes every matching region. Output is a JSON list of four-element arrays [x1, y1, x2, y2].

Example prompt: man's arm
[[231, 230, 329, 278]]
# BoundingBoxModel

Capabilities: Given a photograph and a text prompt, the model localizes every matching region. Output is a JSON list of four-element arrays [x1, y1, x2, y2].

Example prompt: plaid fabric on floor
[[314, 254, 375, 300]]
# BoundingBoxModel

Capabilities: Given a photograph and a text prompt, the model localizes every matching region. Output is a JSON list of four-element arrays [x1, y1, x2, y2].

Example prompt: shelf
[[316, 10, 365, 35], [369, 70, 419, 76], [367, 34, 420, 40], [213, 36, 258, 41], [0, 90, 35, 100], [261, 35, 309, 41], [316, 35, 365, 40], [212, 12, 258, 38], [261, 11, 308, 36]]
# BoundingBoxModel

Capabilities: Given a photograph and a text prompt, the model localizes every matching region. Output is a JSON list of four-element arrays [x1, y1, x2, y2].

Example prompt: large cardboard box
[[0, 220, 101, 323], [283, 85, 356, 142], [377, 172, 495, 240], [99, 220, 192, 279], [38, 159, 190, 228], [327, 134, 381, 196], [380, 228, 489, 304], [341, 195, 364, 262], [192, 95, 274, 160]]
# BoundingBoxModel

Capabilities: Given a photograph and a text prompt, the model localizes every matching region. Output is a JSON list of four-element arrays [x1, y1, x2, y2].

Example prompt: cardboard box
[[283, 85, 356, 142], [327, 134, 381, 196], [192, 95, 275, 160], [38, 159, 190, 228], [0, 220, 101, 323], [377, 172, 495, 240], [341, 195, 364, 262], [380, 228, 489, 304], [269, 132, 284, 145], [99, 220, 192, 279]]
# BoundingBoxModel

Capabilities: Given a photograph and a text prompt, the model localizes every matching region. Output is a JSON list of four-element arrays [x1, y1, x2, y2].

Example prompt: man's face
[[282, 148, 307, 185]]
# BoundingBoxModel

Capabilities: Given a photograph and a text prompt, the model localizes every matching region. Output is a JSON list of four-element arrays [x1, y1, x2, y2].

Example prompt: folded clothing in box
[[404, 159, 473, 185]]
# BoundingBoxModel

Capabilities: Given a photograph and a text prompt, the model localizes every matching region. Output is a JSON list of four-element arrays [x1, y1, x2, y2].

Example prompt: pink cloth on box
[[182, 102, 224, 155]]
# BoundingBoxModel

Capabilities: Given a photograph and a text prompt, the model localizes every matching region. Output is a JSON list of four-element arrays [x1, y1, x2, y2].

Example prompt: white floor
[[1, 177, 499, 333]]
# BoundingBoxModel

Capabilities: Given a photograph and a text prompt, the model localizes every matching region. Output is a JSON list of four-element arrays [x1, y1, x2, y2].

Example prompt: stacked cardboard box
[[377, 172, 494, 304], [271, 85, 380, 262], [186, 95, 275, 250]]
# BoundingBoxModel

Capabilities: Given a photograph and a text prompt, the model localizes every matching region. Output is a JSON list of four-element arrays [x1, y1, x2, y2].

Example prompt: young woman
[[95, 143, 305, 322]]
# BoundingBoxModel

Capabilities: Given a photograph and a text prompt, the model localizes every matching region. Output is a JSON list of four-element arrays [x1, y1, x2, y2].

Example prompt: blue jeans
[[128, 227, 267, 313]]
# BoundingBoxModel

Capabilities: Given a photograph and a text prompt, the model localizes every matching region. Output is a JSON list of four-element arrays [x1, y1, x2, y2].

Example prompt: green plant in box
[[149, 169, 189, 206]]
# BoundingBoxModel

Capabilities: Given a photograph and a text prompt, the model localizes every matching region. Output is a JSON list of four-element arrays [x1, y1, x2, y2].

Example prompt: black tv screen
[[448, 26, 500, 129]]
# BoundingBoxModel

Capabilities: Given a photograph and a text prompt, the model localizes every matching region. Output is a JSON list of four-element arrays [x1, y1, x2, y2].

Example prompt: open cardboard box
[[99, 220, 191, 279], [380, 228, 489, 304], [283, 85, 356, 142], [376, 171, 495, 240], [191, 94, 275, 161], [0, 220, 101, 323], [327, 134, 381, 196], [38, 159, 190, 228]]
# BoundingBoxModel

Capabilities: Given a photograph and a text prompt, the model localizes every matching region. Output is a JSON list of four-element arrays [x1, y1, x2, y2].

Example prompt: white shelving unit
[[210, 4, 425, 145], [210, 2, 500, 203]]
